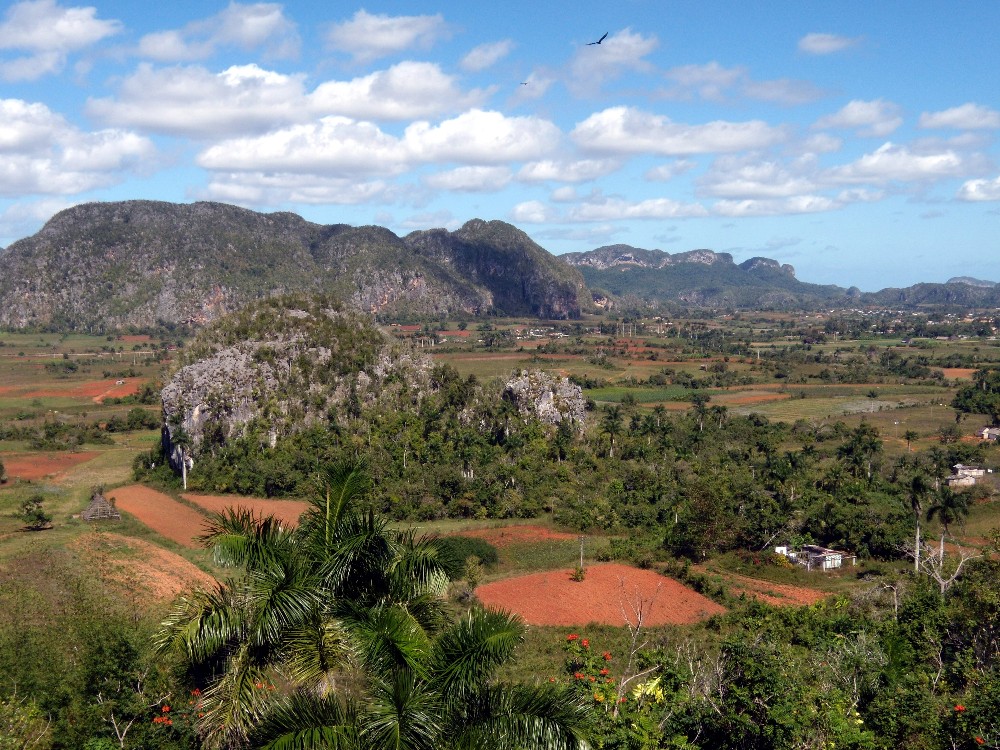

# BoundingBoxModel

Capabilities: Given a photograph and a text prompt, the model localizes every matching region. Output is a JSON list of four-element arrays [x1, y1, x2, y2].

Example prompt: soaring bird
[[587, 32, 609, 45]]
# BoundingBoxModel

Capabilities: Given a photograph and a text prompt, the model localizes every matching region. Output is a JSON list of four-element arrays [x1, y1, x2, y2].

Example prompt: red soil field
[[109, 484, 209, 547], [940, 368, 977, 380], [70, 532, 216, 604], [20, 378, 143, 402], [452, 524, 579, 548], [475, 563, 726, 626], [183, 494, 310, 527], [2, 451, 99, 481], [704, 570, 828, 607]]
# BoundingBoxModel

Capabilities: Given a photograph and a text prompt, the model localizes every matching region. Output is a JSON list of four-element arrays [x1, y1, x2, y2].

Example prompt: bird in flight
[[587, 32, 609, 45]]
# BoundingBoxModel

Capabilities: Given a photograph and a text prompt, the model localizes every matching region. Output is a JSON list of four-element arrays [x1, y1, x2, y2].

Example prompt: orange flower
[[975, 739, 984, 746], [161, 705, 170, 713], [582, 639, 589, 648], [602, 652, 612, 661], [589, 676, 596, 682], [600, 668, 609, 675], [574, 672, 583, 680], [566, 634, 579, 641], [955, 705, 966, 712]]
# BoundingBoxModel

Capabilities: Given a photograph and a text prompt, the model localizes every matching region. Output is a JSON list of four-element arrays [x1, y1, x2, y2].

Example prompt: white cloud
[[700, 157, 817, 199], [0, 197, 74, 242], [569, 197, 708, 221], [958, 176, 1000, 201], [799, 133, 842, 154], [826, 142, 965, 184], [713, 195, 841, 217], [461, 40, 513, 72], [403, 109, 561, 164], [568, 28, 657, 94], [423, 166, 512, 192], [0, 0, 120, 81], [88, 63, 307, 138], [550, 187, 578, 202], [798, 32, 860, 55], [661, 62, 822, 105], [572, 106, 787, 156], [202, 172, 394, 206], [310, 62, 489, 120], [517, 158, 621, 183], [197, 116, 409, 176], [510, 200, 555, 223], [0, 98, 154, 197], [814, 99, 902, 137], [645, 160, 696, 181], [196, 109, 561, 185], [326, 10, 448, 64], [137, 2, 298, 62], [511, 70, 555, 101], [919, 103, 1000, 130]]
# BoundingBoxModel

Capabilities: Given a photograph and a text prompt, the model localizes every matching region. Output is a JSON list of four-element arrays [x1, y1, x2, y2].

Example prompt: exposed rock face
[[502, 370, 587, 430], [159, 297, 434, 471], [561, 245, 733, 270], [0, 201, 585, 330]]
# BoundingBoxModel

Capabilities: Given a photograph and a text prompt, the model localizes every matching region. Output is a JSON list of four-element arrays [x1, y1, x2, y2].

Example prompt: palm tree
[[925, 486, 972, 563], [157, 461, 588, 750], [600, 406, 623, 458], [907, 472, 932, 573]]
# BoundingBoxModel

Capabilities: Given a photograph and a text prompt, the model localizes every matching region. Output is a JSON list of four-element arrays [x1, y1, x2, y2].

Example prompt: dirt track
[[183, 494, 310, 527], [109, 484, 209, 547]]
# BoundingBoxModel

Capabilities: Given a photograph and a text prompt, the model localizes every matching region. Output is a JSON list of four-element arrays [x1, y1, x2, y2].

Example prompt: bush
[[433, 536, 499, 579]]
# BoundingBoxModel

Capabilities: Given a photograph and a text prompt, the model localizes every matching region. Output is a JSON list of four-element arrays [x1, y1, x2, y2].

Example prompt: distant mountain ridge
[[561, 244, 849, 308], [0, 201, 586, 330]]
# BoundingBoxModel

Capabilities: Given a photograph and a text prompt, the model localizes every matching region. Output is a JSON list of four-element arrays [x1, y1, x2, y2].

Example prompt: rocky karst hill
[[0, 200, 586, 330], [160, 295, 586, 473]]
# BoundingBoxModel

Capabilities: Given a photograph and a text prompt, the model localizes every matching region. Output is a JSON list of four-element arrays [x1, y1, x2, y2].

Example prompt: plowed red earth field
[[452, 525, 579, 548], [2, 451, 99, 480], [109, 484, 209, 547], [183, 494, 309, 527], [475, 563, 726, 626]]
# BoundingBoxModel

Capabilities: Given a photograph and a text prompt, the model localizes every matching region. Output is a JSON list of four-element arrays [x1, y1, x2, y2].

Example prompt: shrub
[[433, 536, 499, 580]]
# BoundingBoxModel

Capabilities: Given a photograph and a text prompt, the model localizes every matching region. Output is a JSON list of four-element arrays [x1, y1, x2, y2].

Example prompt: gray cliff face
[[561, 245, 732, 271], [502, 370, 587, 430]]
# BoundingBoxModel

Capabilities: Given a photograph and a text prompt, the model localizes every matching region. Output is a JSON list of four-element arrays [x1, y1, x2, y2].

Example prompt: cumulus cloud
[[404, 109, 561, 164], [700, 157, 817, 199], [461, 39, 513, 71], [958, 176, 1000, 201], [310, 62, 490, 120], [202, 172, 394, 206], [568, 28, 657, 94], [0, 98, 153, 197], [517, 158, 621, 183], [88, 63, 307, 138], [326, 10, 448, 64], [826, 142, 966, 184], [798, 32, 860, 55], [423, 166, 512, 192], [644, 160, 696, 182], [569, 196, 708, 221], [919, 103, 1000, 130], [137, 2, 298, 62], [0, 0, 121, 80], [572, 106, 787, 156], [713, 196, 841, 217], [196, 109, 561, 182], [661, 62, 822, 105], [510, 200, 555, 223], [814, 99, 903, 137]]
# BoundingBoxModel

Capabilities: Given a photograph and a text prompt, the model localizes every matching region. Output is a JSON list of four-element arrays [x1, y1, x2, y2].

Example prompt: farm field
[[475, 562, 727, 626]]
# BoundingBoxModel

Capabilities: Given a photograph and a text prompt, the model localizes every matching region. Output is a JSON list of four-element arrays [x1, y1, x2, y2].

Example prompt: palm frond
[[250, 691, 361, 750], [361, 671, 442, 750], [430, 608, 524, 702], [340, 603, 431, 681], [447, 683, 591, 750], [155, 582, 246, 665], [199, 506, 293, 570], [197, 645, 276, 749], [281, 616, 357, 689]]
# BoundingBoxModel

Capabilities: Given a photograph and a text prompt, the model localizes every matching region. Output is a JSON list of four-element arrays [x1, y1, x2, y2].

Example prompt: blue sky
[[1, 0, 998, 290]]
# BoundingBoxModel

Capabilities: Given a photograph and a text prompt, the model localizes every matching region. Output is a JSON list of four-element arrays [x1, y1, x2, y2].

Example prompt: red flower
[[191, 688, 202, 696], [574, 672, 583, 680], [549, 677, 556, 683], [600, 668, 609, 675], [955, 705, 966, 712], [581, 639, 589, 648], [602, 652, 612, 661], [975, 739, 984, 746], [161, 705, 170, 713], [566, 634, 579, 642], [589, 676, 596, 682]]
